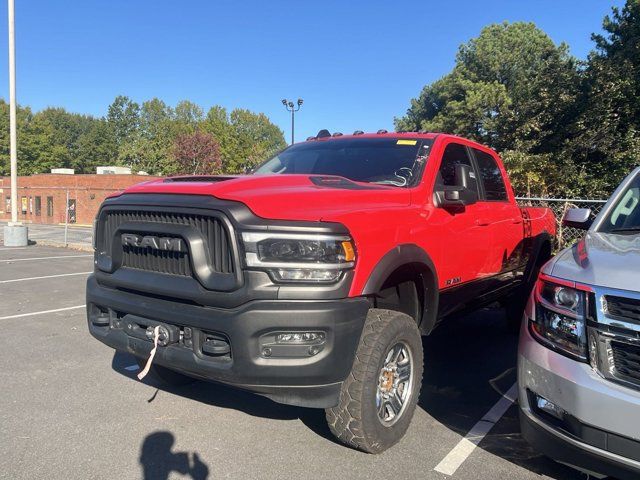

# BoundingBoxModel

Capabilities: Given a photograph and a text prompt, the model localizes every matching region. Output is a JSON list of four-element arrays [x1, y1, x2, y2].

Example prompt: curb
[[32, 239, 93, 252]]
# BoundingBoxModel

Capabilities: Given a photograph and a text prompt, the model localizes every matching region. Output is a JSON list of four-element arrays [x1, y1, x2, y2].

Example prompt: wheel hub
[[376, 342, 414, 426], [379, 367, 396, 394]]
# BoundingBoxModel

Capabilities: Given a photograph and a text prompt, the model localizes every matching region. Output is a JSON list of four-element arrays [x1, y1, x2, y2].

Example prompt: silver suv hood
[[547, 232, 640, 290]]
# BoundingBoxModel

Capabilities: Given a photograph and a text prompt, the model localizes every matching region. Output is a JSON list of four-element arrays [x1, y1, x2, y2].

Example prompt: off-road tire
[[135, 357, 195, 386], [325, 308, 423, 454]]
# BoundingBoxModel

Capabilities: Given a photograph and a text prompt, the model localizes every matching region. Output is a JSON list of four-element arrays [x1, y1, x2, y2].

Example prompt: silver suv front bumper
[[518, 295, 640, 479]]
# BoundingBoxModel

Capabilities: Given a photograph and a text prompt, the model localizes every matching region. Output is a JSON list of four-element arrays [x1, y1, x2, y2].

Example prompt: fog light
[[535, 394, 565, 420], [274, 269, 341, 283], [276, 332, 325, 344]]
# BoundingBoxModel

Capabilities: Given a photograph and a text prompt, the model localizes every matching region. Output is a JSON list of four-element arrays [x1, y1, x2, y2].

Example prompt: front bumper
[[86, 275, 369, 408], [518, 301, 640, 479]]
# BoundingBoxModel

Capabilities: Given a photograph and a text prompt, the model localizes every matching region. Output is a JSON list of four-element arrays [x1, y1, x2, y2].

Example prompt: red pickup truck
[[87, 131, 555, 453]]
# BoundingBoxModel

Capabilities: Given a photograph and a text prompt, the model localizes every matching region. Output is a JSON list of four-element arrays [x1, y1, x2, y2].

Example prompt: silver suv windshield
[[253, 137, 433, 187], [599, 171, 640, 234]]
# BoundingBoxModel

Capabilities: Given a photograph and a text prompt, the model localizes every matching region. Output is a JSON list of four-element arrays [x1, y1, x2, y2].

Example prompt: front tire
[[325, 308, 423, 453]]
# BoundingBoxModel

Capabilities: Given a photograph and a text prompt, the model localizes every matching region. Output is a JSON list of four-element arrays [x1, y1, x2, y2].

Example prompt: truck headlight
[[241, 232, 356, 283], [530, 275, 588, 361]]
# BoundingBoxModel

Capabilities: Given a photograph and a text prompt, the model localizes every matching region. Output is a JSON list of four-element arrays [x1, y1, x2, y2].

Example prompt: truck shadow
[[111, 308, 585, 479], [419, 308, 585, 479], [111, 352, 335, 440]]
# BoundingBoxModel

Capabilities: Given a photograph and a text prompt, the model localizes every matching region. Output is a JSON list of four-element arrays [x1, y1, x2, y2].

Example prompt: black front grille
[[122, 242, 192, 276], [605, 295, 640, 324], [99, 210, 235, 275], [611, 340, 640, 386]]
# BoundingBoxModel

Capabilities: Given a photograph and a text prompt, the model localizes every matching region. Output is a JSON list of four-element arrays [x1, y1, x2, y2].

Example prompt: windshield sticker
[[396, 139, 417, 146]]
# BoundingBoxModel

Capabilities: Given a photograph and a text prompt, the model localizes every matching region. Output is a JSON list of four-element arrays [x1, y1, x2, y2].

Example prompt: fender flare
[[361, 244, 439, 334], [523, 231, 553, 286]]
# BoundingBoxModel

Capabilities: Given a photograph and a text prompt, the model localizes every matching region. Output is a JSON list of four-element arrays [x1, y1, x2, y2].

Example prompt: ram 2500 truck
[[87, 131, 555, 453]]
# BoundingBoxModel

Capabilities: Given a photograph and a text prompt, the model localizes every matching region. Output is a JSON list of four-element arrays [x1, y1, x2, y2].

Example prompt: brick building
[[0, 174, 161, 226]]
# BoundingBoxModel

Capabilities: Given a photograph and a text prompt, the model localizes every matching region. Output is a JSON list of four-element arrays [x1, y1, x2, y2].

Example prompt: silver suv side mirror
[[562, 208, 592, 230]]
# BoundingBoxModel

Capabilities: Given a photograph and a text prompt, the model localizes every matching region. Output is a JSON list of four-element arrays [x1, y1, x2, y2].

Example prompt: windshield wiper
[[609, 227, 640, 233]]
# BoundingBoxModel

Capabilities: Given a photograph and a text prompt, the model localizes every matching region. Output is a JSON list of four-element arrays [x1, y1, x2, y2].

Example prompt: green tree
[[396, 22, 582, 197], [107, 96, 139, 156], [120, 98, 176, 174], [0, 99, 32, 176], [73, 118, 117, 173], [201, 105, 238, 165], [228, 108, 286, 172], [566, 1, 640, 197]]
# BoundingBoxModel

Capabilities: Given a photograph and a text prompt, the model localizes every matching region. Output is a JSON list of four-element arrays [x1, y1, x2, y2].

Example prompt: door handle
[[475, 219, 491, 226], [511, 218, 523, 224]]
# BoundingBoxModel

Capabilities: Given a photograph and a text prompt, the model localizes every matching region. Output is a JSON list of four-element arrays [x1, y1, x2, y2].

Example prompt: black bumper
[[86, 275, 369, 408], [520, 408, 640, 480]]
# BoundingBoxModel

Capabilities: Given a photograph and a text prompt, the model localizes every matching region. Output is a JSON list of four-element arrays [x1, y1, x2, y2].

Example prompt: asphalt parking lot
[[0, 245, 590, 480]]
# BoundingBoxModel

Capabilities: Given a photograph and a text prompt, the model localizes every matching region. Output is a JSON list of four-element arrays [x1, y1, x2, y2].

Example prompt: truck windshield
[[600, 171, 640, 234], [253, 137, 433, 187]]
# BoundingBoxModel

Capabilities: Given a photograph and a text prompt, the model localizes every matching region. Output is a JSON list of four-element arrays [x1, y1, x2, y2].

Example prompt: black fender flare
[[523, 231, 553, 287], [361, 244, 439, 334]]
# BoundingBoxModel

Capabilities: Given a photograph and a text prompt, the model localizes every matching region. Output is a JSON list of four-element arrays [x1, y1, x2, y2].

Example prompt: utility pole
[[281, 98, 303, 145], [4, 0, 28, 246]]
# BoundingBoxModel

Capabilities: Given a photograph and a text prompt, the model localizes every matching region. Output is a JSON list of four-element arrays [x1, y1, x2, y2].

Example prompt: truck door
[[470, 147, 526, 288], [431, 142, 493, 300]]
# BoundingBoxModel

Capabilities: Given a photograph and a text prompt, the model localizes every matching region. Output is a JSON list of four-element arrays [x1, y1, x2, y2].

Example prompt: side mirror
[[434, 164, 478, 208], [562, 208, 592, 230]]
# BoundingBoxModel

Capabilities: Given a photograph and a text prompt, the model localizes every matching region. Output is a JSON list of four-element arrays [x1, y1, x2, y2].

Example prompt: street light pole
[[8, 0, 17, 225], [281, 98, 303, 145], [4, 0, 28, 246]]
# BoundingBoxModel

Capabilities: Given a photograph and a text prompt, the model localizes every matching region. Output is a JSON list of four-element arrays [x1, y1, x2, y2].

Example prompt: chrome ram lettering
[[121, 233, 186, 252]]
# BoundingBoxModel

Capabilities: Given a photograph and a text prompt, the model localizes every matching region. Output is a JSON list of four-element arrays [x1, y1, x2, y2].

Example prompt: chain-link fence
[[516, 197, 608, 250]]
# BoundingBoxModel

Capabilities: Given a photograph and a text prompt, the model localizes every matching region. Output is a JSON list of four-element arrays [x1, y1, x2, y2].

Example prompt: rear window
[[473, 149, 508, 201], [254, 137, 433, 187]]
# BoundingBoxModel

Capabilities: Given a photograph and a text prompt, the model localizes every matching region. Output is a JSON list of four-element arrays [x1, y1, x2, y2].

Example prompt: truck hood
[[548, 231, 640, 290], [120, 174, 411, 222]]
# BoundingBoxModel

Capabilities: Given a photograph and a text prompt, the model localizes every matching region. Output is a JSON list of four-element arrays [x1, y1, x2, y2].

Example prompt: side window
[[47, 196, 54, 217], [436, 143, 478, 193], [473, 149, 508, 201]]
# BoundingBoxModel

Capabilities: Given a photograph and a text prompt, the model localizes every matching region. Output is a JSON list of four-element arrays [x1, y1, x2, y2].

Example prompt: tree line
[[396, 1, 640, 198], [1, 2, 637, 198], [0, 96, 287, 176]]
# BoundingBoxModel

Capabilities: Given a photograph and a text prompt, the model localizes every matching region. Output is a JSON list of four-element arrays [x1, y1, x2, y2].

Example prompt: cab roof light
[[332, 132, 343, 137], [377, 129, 388, 134], [316, 129, 331, 138], [306, 136, 316, 141], [353, 130, 364, 135]]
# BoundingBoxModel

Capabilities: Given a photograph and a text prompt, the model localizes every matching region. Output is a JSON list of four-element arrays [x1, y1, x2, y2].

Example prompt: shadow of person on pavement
[[140, 431, 210, 480]]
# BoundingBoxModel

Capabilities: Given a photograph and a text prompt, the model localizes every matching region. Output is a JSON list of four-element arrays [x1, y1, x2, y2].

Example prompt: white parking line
[[0, 247, 30, 251], [0, 254, 92, 262], [433, 383, 518, 476], [0, 272, 92, 284], [0, 305, 86, 321]]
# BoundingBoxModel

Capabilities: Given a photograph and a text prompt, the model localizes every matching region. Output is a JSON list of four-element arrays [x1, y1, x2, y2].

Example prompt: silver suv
[[518, 167, 640, 480]]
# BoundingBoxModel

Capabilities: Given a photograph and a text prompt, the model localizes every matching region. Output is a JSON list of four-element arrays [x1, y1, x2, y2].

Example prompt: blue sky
[[0, 0, 626, 141]]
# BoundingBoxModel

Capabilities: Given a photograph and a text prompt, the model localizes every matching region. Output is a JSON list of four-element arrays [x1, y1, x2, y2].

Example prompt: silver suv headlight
[[531, 274, 590, 361], [241, 232, 356, 283]]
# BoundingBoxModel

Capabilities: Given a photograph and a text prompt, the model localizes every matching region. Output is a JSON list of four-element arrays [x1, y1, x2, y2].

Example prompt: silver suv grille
[[610, 340, 640, 385], [590, 287, 640, 391], [605, 295, 640, 324]]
